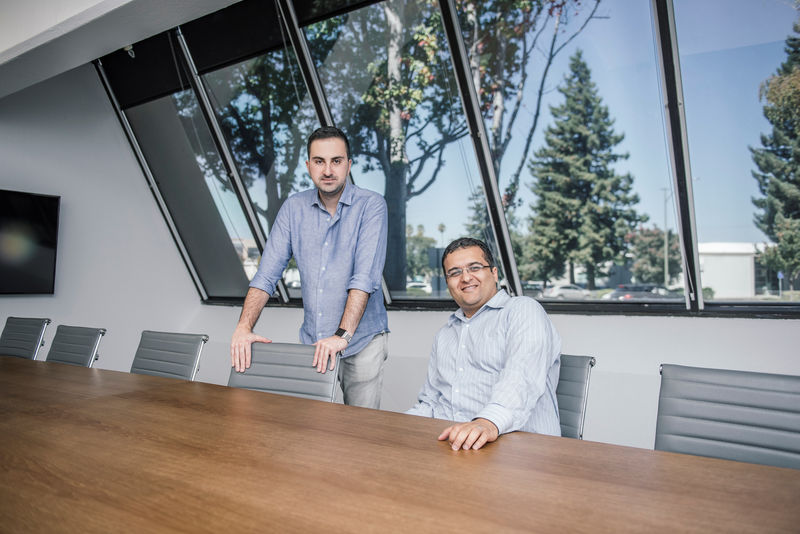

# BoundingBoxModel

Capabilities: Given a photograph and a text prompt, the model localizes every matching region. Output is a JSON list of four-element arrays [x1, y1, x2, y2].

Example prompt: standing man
[[231, 126, 389, 409], [407, 237, 561, 450]]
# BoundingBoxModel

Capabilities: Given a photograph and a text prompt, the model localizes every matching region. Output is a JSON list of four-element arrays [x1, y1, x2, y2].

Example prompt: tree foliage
[[760, 19, 800, 131], [752, 16, 800, 291], [629, 226, 681, 286], [526, 50, 646, 288], [760, 215, 800, 293], [206, 49, 320, 227]]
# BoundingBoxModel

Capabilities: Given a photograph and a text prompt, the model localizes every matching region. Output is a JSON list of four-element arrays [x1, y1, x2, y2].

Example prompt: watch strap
[[334, 328, 352, 343]]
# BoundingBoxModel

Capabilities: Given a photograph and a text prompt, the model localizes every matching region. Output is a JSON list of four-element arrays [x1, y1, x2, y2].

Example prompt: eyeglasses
[[445, 264, 492, 279]]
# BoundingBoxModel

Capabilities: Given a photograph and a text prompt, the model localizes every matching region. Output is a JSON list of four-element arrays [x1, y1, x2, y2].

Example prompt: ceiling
[[0, 0, 240, 100]]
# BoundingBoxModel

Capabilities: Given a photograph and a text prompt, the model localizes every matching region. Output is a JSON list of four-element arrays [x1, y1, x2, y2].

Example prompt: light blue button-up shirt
[[407, 290, 561, 436], [249, 182, 388, 357]]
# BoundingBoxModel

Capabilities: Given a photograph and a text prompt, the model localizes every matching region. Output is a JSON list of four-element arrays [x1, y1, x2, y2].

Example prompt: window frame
[[94, 0, 800, 318]]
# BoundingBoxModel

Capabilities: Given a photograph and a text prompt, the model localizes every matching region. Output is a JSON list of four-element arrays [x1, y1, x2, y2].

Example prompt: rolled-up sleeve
[[474, 299, 561, 435], [249, 201, 293, 296], [347, 194, 387, 294]]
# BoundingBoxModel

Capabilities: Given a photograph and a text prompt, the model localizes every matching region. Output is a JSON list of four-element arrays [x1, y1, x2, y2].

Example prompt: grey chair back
[[228, 342, 338, 402], [0, 317, 51, 360], [130, 330, 208, 381], [557, 354, 596, 439], [656, 364, 800, 469], [46, 325, 106, 367]]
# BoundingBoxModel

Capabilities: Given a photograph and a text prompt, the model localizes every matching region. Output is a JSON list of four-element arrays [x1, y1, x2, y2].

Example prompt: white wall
[[2, 65, 799, 451]]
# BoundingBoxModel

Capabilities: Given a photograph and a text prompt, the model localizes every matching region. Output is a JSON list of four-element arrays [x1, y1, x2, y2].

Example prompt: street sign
[[778, 271, 784, 280]]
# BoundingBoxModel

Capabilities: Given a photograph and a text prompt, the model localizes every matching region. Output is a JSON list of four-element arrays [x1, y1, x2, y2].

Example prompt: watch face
[[335, 328, 351, 341]]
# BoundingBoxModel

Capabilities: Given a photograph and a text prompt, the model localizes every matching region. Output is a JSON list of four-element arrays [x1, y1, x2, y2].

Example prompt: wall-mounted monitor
[[0, 189, 60, 294]]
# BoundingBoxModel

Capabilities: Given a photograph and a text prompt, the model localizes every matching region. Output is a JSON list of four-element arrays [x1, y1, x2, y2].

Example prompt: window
[[96, 0, 800, 315], [303, 0, 505, 300], [458, 0, 681, 304], [674, 0, 800, 303], [201, 49, 315, 298], [100, 32, 260, 299]]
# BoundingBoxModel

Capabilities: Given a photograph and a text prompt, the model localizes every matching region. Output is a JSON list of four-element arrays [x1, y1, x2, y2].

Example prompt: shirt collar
[[311, 181, 354, 208], [448, 289, 510, 325]]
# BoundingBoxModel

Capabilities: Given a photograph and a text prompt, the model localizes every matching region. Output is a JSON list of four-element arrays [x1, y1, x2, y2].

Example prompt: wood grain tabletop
[[1, 355, 799, 533]]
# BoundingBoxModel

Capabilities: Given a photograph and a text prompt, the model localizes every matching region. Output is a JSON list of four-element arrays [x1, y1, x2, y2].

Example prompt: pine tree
[[527, 50, 646, 288], [760, 215, 800, 294], [752, 18, 800, 292]]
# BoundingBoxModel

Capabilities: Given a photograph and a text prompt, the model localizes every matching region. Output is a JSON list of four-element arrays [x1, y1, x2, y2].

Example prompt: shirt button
[[465, 324, 470, 328], [318, 312, 322, 316], [322, 266, 326, 271], [327, 217, 330, 222], [324, 241, 328, 246], [459, 367, 464, 372], [461, 345, 465, 349], [319, 289, 323, 293], [455, 389, 460, 393]]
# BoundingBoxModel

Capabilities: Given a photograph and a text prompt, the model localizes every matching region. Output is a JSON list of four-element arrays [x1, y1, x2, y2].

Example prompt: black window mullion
[[651, 0, 703, 312]]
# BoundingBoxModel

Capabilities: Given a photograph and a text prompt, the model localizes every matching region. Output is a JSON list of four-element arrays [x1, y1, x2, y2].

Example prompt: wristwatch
[[334, 328, 352, 343]]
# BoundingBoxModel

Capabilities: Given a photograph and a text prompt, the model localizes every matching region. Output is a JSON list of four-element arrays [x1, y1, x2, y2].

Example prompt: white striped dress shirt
[[407, 290, 562, 436]]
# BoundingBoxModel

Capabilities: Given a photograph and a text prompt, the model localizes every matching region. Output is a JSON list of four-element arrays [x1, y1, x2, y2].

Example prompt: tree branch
[[505, 1, 602, 206], [408, 147, 447, 198]]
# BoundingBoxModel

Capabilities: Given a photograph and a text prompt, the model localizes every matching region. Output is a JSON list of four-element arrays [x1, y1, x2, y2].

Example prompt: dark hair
[[441, 237, 495, 272], [307, 126, 351, 161]]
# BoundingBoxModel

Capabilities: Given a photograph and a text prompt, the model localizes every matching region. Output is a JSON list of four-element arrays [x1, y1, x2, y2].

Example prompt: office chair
[[228, 342, 338, 402], [557, 354, 596, 439], [130, 330, 208, 381], [46, 325, 106, 367], [655, 363, 800, 469], [0, 316, 51, 360]]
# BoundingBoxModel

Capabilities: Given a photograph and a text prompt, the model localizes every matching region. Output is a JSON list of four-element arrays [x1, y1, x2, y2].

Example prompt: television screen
[[0, 189, 60, 294]]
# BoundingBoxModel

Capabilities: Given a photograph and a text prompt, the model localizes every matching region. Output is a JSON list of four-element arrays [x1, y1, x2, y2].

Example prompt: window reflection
[[203, 47, 317, 299], [203, 48, 314, 236], [674, 0, 799, 302], [126, 90, 255, 296], [304, 0, 504, 299]]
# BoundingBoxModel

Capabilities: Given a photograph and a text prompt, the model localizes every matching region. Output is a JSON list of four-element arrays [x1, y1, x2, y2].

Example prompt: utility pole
[[664, 192, 668, 287]]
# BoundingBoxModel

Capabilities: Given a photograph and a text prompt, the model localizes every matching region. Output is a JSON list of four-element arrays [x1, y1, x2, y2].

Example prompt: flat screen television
[[0, 189, 60, 294]]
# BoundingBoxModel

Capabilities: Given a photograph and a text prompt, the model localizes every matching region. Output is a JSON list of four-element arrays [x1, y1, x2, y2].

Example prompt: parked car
[[522, 281, 544, 299], [406, 281, 432, 294], [603, 284, 679, 301], [543, 284, 590, 300]]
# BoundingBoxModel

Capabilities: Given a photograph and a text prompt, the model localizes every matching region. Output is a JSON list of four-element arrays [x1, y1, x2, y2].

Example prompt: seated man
[[406, 237, 561, 450]]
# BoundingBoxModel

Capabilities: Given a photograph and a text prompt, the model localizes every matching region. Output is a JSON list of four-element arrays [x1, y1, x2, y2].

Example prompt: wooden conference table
[[1, 356, 799, 533]]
